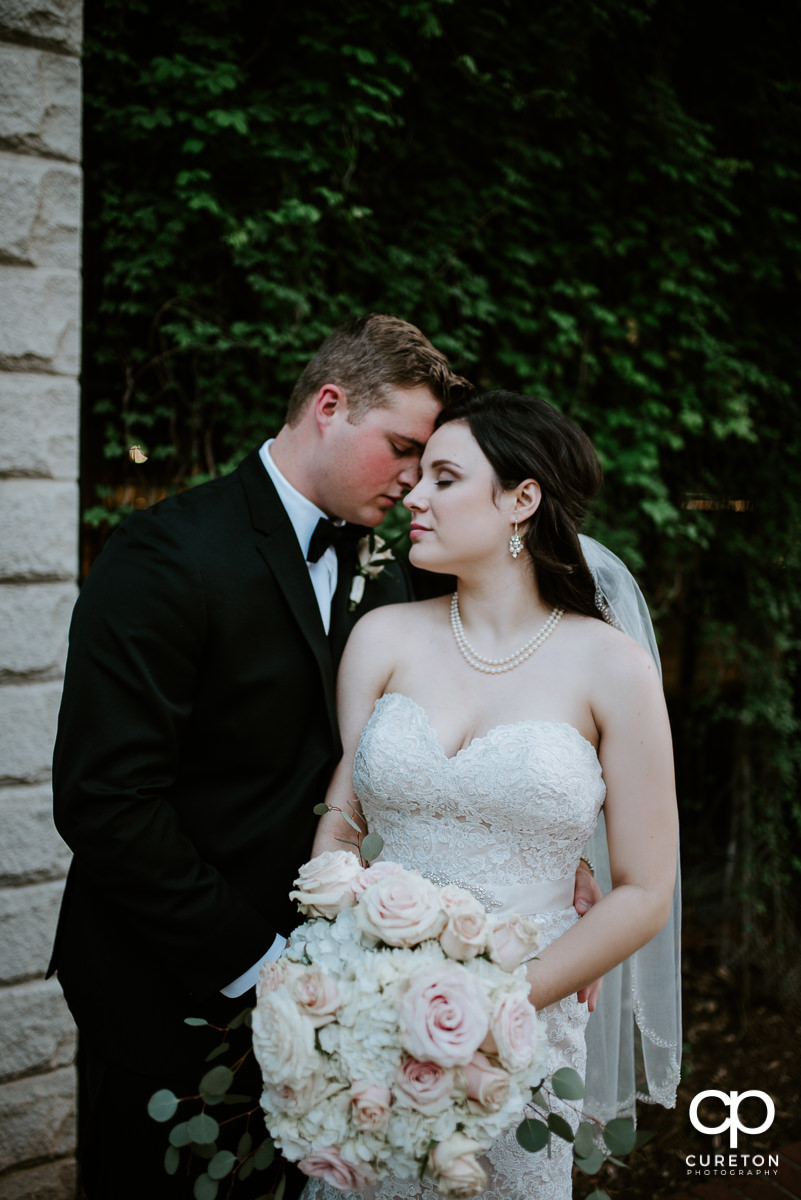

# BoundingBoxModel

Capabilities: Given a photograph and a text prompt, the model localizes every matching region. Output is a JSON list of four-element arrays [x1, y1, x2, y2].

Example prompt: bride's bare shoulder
[[344, 595, 448, 658], [567, 612, 662, 703]]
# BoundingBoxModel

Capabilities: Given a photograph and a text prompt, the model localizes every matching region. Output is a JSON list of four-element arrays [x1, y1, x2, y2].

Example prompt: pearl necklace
[[449, 593, 564, 674]]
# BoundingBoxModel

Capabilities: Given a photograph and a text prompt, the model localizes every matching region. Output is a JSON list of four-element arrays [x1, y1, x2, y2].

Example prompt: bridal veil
[[579, 535, 682, 1122]]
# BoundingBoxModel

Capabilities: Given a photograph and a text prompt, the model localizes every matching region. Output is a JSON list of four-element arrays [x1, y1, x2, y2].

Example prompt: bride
[[302, 389, 680, 1200]]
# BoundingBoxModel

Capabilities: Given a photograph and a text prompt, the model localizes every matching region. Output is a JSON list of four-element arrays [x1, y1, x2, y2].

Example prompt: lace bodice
[[354, 693, 606, 916]]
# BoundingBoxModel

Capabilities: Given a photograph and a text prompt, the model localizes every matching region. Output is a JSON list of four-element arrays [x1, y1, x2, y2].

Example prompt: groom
[[49, 314, 599, 1198]]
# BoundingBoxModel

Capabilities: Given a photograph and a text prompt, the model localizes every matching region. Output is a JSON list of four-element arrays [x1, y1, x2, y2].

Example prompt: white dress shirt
[[221, 440, 340, 997]]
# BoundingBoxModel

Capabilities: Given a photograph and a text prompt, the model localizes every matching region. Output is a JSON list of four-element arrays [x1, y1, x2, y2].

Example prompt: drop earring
[[509, 517, 523, 559]]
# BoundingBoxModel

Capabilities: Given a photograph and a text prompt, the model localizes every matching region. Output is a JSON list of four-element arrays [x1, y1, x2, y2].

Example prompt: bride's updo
[[436, 390, 603, 619]]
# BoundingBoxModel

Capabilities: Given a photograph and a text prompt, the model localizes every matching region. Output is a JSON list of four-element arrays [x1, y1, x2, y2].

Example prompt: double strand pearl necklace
[[449, 592, 564, 674]]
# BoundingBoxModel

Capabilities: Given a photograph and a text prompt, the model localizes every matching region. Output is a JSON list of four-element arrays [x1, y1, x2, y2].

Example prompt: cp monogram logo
[[689, 1090, 775, 1149]]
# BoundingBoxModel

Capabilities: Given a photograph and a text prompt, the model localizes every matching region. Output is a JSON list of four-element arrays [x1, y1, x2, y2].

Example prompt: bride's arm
[[525, 637, 678, 1010], [311, 606, 401, 859]]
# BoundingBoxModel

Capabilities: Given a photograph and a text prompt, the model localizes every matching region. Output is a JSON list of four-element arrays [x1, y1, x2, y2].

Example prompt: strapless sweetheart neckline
[[377, 691, 599, 762]]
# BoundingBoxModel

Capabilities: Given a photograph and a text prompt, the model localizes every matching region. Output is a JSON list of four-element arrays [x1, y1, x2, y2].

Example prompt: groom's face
[[321, 385, 441, 526]]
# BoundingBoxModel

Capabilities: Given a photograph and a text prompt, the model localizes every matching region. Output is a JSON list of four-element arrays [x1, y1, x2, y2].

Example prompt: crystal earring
[[509, 517, 523, 559]]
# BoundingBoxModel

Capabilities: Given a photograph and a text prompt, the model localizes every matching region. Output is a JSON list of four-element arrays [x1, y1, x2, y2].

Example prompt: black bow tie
[[307, 518, 362, 563]]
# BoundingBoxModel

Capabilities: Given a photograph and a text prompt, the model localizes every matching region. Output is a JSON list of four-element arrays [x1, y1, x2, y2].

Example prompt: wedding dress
[[302, 690, 607, 1200]]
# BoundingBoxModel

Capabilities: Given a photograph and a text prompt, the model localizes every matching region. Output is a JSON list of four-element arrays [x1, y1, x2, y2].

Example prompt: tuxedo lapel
[[237, 450, 338, 736]]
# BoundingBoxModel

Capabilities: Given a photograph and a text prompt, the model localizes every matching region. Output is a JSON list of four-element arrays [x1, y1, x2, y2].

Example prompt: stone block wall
[[0, 0, 82, 1194]]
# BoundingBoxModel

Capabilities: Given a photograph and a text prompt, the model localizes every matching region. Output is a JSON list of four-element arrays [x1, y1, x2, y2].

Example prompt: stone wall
[[0, 0, 82, 1194]]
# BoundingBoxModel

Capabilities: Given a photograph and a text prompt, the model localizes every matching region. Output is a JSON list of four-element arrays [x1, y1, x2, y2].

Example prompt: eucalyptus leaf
[[360, 832, 384, 862], [574, 1147, 605, 1175], [585, 1192, 611, 1200], [187, 1113, 220, 1144], [194, 1173, 219, 1200], [573, 1121, 596, 1159], [547, 1113, 574, 1143], [515, 1118, 549, 1153], [227, 1007, 251, 1031], [208, 1149, 237, 1180], [237, 1131, 253, 1158], [313, 803, 329, 815], [341, 811, 362, 833], [239, 1156, 255, 1181], [204, 1042, 230, 1062], [192, 1142, 218, 1160], [222, 1093, 254, 1105], [634, 1130, 655, 1149], [164, 1145, 180, 1175], [254, 1140, 276, 1170], [550, 1067, 585, 1101], [200, 1065, 234, 1096], [274, 1173, 287, 1200], [147, 1089, 179, 1123], [169, 1121, 192, 1148], [530, 1087, 547, 1107], [603, 1117, 637, 1155], [184, 1017, 209, 1027]]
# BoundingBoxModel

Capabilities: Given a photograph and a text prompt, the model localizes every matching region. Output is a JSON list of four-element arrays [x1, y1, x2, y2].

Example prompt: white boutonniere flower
[[349, 534, 395, 611]]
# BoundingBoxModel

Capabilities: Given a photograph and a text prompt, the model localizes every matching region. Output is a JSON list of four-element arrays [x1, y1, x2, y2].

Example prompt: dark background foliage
[[81, 0, 801, 1002]]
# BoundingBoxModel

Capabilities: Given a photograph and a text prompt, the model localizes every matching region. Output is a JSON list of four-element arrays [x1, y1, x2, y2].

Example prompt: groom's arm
[[52, 510, 279, 999]]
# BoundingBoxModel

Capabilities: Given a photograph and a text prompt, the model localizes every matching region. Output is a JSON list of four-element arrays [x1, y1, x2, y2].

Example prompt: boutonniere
[[349, 533, 396, 611]]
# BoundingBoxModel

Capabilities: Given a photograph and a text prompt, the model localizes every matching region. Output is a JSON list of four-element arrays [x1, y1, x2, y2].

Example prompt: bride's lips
[[409, 523, 431, 540]]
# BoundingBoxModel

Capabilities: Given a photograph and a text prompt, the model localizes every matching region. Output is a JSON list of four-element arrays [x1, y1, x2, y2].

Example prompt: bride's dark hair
[[436, 390, 603, 619]]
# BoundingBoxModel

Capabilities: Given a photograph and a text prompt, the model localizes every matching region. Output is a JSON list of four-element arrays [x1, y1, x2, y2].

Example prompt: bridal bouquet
[[252, 851, 548, 1197]]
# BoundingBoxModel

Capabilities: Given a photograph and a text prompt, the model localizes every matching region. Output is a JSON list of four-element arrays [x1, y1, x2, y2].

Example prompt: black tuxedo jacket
[[49, 449, 411, 1073]]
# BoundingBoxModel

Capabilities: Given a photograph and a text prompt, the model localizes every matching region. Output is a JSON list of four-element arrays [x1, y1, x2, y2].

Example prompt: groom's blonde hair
[[286, 314, 471, 424]]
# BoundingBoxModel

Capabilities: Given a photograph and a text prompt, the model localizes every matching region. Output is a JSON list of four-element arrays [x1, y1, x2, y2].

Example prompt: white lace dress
[[302, 692, 606, 1200]]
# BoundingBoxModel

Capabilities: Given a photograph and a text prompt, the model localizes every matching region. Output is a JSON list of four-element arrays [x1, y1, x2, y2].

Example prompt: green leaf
[[147, 1089, 179, 1122], [200, 1065, 234, 1097], [191, 1142, 217, 1160], [530, 1087, 547, 1107], [164, 1145, 180, 1175], [585, 1192, 611, 1200], [550, 1067, 585, 1100], [574, 1147, 606, 1174], [222, 1092, 255, 1105], [360, 832, 384, 862], [516, 1118, 549, 1153], [194, 1173, 218, 1200], [313, 803, 329, 815], [574, 1122, 596, 1159], [254, 1140, 276, 1170], [169, 1121, 192, 1147], [208, 1149, 237, 1180], [237, 1131, 253, 1158], [602, 1117, 637, 1155], [184, 1017, 209, 1027], [547, 1113, 574, 1143], [239, 1156, 255, 1181], [634, 1130, 655, 1149], [227, 1007, 251, 1031], [204, 1042, 230, 1062], [187, 1113, 220, 1144]]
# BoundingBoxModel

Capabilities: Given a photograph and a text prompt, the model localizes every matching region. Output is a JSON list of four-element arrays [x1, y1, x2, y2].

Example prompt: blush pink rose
[[290, 967, 340, 1027], [463, 1050, 512, 1111], [289, 850, 364, 919], [487, 914, 542, 971], [299, 1147, 376, 1192], [351, 859, 404, 897], [355, 869, 447, 947], [429, 1132, 487, 1198], [349, 1080, 392, 1132], [394, 1056, 457, 1114], [399, 963, 489, 1068], [439, 886, 489, 960], [481, 992, 541, 1072]]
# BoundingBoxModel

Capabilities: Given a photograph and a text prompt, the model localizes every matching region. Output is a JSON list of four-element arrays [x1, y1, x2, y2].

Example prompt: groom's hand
[[573, 859, 603, 1012]]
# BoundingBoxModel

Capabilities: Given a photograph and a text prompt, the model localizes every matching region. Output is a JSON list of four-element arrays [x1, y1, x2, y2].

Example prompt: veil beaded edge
[[578, 535, 682, 1121]]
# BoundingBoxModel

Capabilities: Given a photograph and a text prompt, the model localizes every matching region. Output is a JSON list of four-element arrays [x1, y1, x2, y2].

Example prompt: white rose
[[355, 868, 446, 947], [289, 850, 364, 919], [439, 886, 490, 960], [428, 1132, 488, 1198], [252, 987, 318, 1086], [487, 913, 541, 971]]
